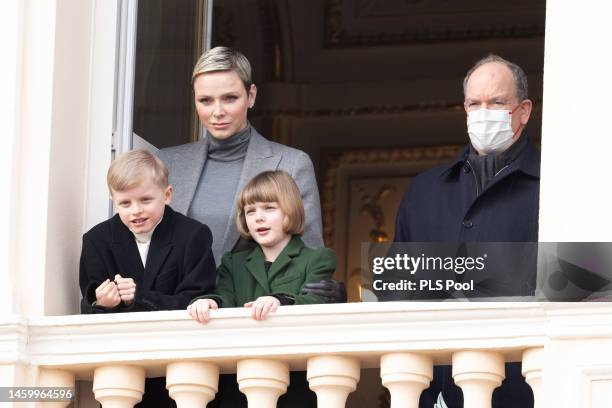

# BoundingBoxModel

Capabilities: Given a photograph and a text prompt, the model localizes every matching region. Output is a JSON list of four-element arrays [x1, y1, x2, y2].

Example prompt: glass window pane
[[132, 0, 205, 148]]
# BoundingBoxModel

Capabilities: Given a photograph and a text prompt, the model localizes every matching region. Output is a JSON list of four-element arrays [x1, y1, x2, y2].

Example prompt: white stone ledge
[[3, 302, 612, 378], [0, 314, 29, 364]]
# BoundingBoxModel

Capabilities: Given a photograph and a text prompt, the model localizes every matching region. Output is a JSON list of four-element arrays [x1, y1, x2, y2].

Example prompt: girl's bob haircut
[[236, 170, 304, 239]]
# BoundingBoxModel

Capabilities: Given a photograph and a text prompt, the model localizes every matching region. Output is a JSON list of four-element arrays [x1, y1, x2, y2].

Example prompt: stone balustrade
[[3, 302, 612, 407]]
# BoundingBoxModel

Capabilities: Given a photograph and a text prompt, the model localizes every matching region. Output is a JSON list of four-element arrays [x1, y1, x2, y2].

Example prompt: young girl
[[188, 170, 335, 408], [188, 170, 336, 323]]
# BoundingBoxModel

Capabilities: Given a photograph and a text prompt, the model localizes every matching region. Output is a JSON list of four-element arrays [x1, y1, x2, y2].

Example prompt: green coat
[[195, 236, 332, 408], [195, 236, 336, 307]]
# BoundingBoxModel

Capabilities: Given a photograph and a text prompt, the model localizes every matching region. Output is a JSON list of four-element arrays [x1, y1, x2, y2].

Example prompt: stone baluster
[[237, 359, 289, 408], [522, 347, 544, 408], [37, 368, 75, 408], [166, 361, 219, 408], [307, 355, 360, 408], [452, 351, 505, 408], [93, 365, 145, 408], [380, 353, 433, 408]]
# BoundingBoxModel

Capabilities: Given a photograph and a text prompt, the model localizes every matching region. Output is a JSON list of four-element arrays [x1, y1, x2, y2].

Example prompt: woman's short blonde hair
[[107, 149, 169, 193], [192, 46, 252, 91], [236, 171, 305, 239]]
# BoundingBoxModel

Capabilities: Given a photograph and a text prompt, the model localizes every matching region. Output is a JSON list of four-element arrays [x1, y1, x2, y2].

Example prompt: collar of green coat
[[244, 236, 305, 290]]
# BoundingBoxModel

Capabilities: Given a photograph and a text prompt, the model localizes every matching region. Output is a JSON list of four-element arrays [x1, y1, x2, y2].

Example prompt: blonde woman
[[158, 46, 343, 302]]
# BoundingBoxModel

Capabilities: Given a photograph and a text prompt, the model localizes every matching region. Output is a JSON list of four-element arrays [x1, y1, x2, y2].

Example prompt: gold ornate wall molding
[[254, 101, 465, 119], [322, 145, 462, 249], [324, 0, 546, 47], [321, 145, 462, 300]]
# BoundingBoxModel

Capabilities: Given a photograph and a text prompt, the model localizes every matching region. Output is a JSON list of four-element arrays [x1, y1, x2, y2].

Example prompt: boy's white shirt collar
[[132, 216, 163, 267], [132, 216, 163, 243]]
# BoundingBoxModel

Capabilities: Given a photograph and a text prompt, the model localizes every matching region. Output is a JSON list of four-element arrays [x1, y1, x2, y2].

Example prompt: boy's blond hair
[[107, 149, 169, 193], [236, 171, 304, 239]]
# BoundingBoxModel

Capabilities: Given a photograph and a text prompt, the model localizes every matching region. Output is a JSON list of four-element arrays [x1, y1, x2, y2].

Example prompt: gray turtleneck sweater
[[467, 134, 528, 194], [188, 126, 251, 263]]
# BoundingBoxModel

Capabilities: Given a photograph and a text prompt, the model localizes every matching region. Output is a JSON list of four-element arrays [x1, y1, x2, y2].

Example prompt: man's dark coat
[[393, 141, 540, 408], [395, 143, 540, 242]]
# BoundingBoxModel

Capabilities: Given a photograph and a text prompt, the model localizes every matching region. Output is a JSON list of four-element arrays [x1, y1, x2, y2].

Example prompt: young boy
[[79, 150, 217, 407]]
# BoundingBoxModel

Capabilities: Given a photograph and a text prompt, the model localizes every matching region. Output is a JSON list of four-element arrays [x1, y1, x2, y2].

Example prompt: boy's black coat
[[79, 205, 216, 313]]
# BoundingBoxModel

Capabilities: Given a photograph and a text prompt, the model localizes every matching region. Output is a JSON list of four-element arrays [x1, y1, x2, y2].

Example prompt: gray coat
[[157, 128, 323, 264]]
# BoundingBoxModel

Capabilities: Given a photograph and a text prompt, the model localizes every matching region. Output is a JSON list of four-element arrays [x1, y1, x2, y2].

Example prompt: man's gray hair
[[463, 54, 529, 102], [192, 46, 252, 91]]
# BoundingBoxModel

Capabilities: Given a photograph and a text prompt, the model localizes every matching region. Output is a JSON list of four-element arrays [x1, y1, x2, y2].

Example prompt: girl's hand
[[244, 296, 280, 321], [95, 279, 121, 308], [187, 299, 218, 324]]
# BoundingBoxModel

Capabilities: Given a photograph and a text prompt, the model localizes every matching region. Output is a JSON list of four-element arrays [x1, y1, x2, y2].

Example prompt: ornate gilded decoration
[[357, 184, 396, 243], [322, 146, 462, 248], [254, 101, 465, 119], [324, 0, 545, 47]]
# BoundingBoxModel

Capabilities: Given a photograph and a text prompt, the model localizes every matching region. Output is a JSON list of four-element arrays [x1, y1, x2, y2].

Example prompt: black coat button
[[462, 220, 473, 228]]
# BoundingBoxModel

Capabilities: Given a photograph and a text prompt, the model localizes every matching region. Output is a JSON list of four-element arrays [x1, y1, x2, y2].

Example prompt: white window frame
[[85, 0, 212, 228]]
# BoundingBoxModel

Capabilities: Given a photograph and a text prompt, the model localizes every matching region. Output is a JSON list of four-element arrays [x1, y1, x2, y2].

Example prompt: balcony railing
[[5, 302, 612, 407]]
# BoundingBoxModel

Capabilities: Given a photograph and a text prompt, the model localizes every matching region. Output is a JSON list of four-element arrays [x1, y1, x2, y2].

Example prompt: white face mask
[[467, 108, 517, 155]]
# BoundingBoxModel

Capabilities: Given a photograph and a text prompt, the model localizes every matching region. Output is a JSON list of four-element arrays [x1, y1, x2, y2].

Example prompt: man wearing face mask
[[392, 55, 538, 408], [394, 54, 539, 243]]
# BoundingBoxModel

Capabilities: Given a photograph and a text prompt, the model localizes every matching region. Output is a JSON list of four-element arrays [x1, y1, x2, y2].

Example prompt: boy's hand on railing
[[188, 299, 218, 324], [115, 274, 136, 305], [244, 296, 280, 321], [95, 279, 121, 308]]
